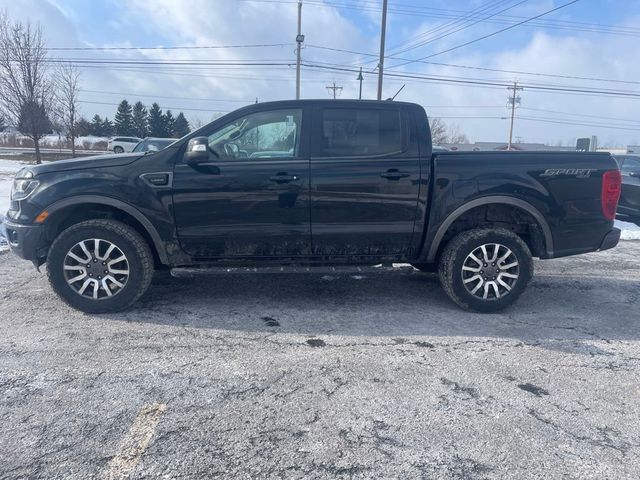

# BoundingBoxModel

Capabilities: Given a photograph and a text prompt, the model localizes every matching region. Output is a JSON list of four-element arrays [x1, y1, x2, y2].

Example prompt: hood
[[29, 152, 143, 176]]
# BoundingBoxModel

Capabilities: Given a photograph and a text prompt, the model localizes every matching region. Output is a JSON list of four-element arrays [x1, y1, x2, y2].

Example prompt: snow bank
[[1, 133, 109, 151], [615, 219, 640, 240]]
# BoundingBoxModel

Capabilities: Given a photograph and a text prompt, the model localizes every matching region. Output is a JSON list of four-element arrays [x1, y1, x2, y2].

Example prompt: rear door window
[[318, 107, 403, 157]]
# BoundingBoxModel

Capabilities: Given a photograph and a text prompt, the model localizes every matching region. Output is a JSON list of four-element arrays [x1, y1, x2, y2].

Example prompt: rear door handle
[[380, 169, 410, 180], [269, 173, 299, 184]]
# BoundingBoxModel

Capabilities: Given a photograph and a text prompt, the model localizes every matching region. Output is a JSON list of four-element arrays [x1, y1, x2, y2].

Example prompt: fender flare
[[43, 195, 169, 264], [426, 195, 554, 262]]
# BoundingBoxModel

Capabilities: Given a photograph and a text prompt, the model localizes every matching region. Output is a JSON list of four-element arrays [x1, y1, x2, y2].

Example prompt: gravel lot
[[1, 242, 639, 479]]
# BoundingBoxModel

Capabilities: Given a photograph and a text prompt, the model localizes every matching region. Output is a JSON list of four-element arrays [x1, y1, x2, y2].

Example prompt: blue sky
[[2, 0, 640, 146]]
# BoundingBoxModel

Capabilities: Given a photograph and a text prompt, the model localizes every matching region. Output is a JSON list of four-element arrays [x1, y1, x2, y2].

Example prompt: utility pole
[[326, 82, 343, 99], [507, 81, 522, 150], [357, 67, 364, 100], [295, 1, 304, 100], [376, 0, 388, 100]]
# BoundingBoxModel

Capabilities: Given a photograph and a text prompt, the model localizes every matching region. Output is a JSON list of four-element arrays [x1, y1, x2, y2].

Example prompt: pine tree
[[74, 117, 91, 137], [148, 103, 165, 137], [163, 110, 175, 137], [90, 114, 103, 136], [173, 112, 190, 137], [114, 99, 133, 135], [132, 101, 148, 138], [102, 117, 114, 137]]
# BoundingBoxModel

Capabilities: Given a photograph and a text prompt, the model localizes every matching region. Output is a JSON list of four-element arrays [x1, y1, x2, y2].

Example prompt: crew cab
[[3, 100, 622, 313]]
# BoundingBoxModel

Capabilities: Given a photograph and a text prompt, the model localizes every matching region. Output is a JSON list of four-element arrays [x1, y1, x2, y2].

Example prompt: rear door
[[309, 104, 421, 257], [620, 156, 640, 214]]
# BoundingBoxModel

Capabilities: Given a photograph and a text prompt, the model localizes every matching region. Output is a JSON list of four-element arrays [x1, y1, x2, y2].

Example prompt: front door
[[309, 105, 422, 258], [172, 107, 311, 258]]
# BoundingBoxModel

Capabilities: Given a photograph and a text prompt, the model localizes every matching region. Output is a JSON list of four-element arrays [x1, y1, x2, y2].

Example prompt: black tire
[[47, 219, 154, 313], [113, 146, 124, 154], [438, 228, 533, 313]]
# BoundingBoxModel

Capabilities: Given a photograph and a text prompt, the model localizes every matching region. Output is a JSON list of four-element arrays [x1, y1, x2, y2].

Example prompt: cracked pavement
[[1, 242, 640, 479]]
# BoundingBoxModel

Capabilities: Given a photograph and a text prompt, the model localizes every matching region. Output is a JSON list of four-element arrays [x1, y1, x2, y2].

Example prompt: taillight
[[601, 169, 621, 220]]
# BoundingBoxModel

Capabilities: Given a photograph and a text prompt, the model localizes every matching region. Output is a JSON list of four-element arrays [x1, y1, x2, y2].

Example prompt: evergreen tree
[[163, 110, 175, 137], [148, 103, 165, 137], [114, 99, 133, 135], [132, 101, 148, 138], [90, 114, 103, 136], [74, 117, 91, 137], [173, 112, 190, 137], [102, 117, 114, 136]]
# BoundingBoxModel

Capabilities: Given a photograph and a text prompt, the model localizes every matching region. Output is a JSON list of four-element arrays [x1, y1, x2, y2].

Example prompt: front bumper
[[599, 227, 621, 252], [1, 219, 47, 265]]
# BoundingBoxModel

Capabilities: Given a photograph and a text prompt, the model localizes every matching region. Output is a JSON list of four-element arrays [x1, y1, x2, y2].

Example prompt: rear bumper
[[1, 220, 47, 265], [599, 228, 621, 252]]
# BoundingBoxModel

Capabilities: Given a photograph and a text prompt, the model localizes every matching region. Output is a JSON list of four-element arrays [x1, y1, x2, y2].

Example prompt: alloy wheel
[[63, 238, 130, 300]]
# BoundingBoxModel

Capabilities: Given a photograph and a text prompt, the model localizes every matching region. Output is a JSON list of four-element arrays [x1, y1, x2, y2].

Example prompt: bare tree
[[54, 62, 81, 157], [429, 117, 448, 145], [447, 123, 469, 144], [0, 12, 54, 164]]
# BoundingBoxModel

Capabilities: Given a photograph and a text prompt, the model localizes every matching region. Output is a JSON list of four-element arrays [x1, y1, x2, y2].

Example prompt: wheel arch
[[42, 195, 169, 265], [426, 196, 554, 262]]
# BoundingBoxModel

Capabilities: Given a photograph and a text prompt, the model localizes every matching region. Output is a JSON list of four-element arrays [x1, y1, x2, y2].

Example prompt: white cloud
[[1, 0, 639, 146]]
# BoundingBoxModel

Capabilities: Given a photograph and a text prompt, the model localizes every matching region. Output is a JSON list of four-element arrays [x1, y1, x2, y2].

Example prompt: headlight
[[11, 170, 39, 201]]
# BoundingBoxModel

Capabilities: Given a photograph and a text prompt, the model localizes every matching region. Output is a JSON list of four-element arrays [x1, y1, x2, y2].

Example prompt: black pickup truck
[[3, 100, 622, 313]]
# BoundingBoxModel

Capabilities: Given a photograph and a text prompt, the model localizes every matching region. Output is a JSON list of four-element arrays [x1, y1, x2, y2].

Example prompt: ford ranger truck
[[3, 100, 622, 313]]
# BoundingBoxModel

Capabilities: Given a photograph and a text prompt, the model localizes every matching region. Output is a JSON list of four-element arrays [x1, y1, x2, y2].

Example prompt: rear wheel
[[47, 219, 154, 313], [438, 228, 533, 313]]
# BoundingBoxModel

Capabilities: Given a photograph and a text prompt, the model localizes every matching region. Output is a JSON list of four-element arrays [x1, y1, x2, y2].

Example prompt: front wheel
[[47, 219, 154, 313], [113, 146, 124, 154], [438, 228, 533, 313]]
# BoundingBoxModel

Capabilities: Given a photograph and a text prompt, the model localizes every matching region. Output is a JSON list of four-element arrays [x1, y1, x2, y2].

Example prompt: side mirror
[[184, 137, 209, 165], [629, 171, 640, 178]]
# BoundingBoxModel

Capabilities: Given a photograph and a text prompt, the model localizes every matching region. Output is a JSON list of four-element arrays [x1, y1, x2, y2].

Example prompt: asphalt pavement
[[1, 242, 639, 479]]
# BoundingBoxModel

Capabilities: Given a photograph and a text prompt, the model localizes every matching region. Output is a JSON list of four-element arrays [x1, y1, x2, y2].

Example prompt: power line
[[390, 0, 582, 67], [386, 0, 510, 53], [390, 0, 530, 57], [78, 99, 231, 114], [301, 63, 640, 99], [519, 116, 640, 132], [520, 107, 640, 125], [79, 89, 253, 103], [44, 43, 294, 51], [305, 44, 640, 87]]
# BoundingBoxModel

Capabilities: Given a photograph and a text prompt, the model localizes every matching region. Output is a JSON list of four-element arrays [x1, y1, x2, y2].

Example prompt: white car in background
[[107, 136, 142, 154]]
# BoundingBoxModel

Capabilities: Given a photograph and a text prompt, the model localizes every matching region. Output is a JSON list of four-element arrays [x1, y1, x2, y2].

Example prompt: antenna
[[387, 84, 406, 101]]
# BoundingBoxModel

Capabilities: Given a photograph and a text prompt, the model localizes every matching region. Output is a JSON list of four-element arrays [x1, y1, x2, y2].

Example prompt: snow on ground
[[615, 219, 640, 240], [1, 133, 109, 150]]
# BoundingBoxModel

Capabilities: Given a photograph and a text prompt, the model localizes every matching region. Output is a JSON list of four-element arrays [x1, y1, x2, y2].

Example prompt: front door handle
[[380, 169, 410, 180], [269, 173, 299, 184]]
